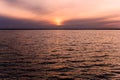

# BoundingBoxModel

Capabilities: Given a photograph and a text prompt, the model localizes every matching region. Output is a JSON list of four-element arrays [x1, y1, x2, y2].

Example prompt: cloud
[[0, 15, 120, 29], [1, 0, 120, 21], [63, 16, 120, 29], [2, 0, 49, 14], [0, 15, 54, 29]]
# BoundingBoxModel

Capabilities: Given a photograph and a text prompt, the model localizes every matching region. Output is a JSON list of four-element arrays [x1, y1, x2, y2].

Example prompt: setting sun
[[54, 18, 62, 26]]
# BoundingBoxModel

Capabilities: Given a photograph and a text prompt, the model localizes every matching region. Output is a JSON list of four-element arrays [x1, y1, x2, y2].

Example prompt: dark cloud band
[[0, 15, 120, 29]]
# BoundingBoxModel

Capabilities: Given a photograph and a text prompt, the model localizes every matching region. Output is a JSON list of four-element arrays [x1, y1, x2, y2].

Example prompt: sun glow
[[54, 18, 63, 26]]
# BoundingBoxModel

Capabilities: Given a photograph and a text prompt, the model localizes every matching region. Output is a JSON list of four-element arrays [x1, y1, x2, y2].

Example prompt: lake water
[[0, 30, 120, 80]]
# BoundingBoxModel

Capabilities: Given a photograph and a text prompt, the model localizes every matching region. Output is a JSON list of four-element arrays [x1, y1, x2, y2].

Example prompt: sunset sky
[[0, 0, 120, 29]]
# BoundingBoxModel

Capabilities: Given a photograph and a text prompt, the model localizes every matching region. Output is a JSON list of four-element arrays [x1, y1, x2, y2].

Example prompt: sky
[[0, 0, 120, 29]]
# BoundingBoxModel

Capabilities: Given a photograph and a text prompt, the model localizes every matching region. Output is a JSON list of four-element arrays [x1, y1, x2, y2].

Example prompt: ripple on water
[[0, 30, 120, 80], [47, 76, 74, 80], [48, 67, 74, 72]]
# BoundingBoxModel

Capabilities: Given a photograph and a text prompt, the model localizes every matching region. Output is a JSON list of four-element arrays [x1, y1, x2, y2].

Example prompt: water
[[0, 30, 120, 80]]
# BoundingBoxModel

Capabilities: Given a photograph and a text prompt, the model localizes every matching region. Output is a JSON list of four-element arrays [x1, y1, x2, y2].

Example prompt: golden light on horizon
[[54, 18, 63, 26]]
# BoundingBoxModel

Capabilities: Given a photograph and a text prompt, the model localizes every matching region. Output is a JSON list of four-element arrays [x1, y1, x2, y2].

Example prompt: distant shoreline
[[0, 28, 120, 30]]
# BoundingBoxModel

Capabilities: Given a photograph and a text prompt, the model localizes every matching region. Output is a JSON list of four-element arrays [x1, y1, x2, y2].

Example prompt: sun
[[54, 18, 62, 26]]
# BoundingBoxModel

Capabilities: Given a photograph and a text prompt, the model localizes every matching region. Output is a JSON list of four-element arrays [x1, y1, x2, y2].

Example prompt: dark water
[[0, 30, 120, 80]]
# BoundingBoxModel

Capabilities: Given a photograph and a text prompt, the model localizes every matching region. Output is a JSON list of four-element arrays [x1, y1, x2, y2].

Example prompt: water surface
[[0, 30, 120, 80]]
